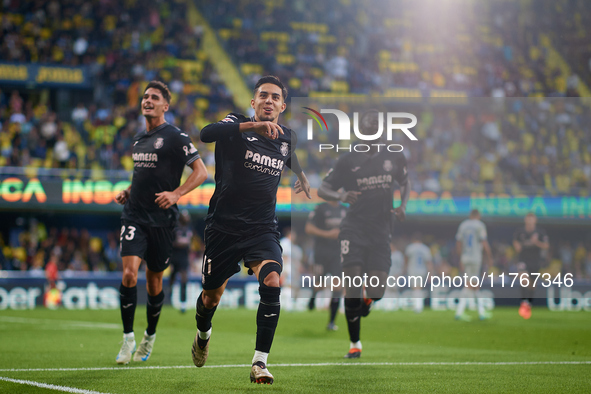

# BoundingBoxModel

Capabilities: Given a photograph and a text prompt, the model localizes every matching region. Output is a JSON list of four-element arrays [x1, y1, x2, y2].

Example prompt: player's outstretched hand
[[340, 191, 361, 204], [115, 189, 130, 205], [155, 190, 181, 210], [294, 172, 312, 199], [252, 121, 284, 140], [393, 206, 406, 222]]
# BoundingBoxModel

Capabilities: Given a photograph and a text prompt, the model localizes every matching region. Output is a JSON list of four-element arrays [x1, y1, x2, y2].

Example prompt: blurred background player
[[169, 210, 193, 313], [318, 110, 410, 359], [114, 81, 208, 365], [305, 201, 347, 330], [404, 233, 432, 313], [513, 213, 549, 320], [455, 209, 493, 321]]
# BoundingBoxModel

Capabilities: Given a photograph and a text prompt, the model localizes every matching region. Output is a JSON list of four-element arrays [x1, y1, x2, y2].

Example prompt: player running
[[169, 210, 193, 313], [191, 76, 311, 384], [513, 212, 549, 319], [454, 209, 493, 321], [114, 81, 208, 364], [305, 201, 347, 330], [318, 110, 410, 359], [404, 233, 432, 314]]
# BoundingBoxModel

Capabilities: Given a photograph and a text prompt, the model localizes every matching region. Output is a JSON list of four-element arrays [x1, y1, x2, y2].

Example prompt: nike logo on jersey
[[247, 137, 258, 141], [134, 141, 139, 146], [351, 167, 361, 172], [181, 133, 189, 137], [264, 314, 278, 318]]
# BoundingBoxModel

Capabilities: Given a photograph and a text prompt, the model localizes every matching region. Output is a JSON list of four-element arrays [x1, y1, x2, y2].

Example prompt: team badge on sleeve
[[221, 114, 237, 123], [183, 143, 198, 156], [280, 142, 289, 156]]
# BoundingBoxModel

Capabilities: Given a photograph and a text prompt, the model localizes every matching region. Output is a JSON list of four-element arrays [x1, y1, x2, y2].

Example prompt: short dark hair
[[144, 80, 171, 103], [254, 75, 288, 100], [470, 209, 480, 217]]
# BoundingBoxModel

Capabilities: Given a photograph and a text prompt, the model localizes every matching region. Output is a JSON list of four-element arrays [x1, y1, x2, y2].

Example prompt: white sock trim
[[198, 328, 211, 340], [350, 341, 362, 350], [123, 332, 134, 340], [252, 350, 269, 366]]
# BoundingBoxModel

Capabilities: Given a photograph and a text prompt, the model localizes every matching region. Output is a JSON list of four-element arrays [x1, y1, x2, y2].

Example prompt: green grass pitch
[[0, 306, 590, 393]]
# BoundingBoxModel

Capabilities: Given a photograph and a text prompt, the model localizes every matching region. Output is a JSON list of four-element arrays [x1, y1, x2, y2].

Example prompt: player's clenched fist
[[252, 121, 284, 140], [115, 189, 130, 205]]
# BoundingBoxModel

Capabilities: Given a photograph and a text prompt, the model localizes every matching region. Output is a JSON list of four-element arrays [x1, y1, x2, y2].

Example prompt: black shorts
[[201, 227, 282, 290], [315, 251, 341, 276], [120, 220, 174, 273], [339, 238, 391, 273]]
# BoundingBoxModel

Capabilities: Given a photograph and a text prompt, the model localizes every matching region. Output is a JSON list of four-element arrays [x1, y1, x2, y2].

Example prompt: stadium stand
[[200, 0, 586, 97]]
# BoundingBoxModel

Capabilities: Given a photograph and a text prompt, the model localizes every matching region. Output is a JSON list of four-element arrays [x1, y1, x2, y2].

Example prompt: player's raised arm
[[200, 114, 241, 143]]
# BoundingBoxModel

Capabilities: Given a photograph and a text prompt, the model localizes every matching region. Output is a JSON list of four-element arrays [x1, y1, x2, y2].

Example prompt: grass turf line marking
[[1, 361, 590, 373], [0, 376, 112, 394], [0, 316, 120, 330]]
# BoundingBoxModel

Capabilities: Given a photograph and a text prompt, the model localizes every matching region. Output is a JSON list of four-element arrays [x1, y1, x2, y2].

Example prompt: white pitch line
[[0, 316, 120, 330], [0, 376, 112, 394], [1, 360, 590, 373]]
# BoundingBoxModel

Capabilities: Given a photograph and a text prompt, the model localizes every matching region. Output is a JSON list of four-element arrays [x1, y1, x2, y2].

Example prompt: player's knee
[[122, 269, 138, 287], [263, 271, 280, 287], [258, 262, 282, 287], [202, 292, 221, 309]]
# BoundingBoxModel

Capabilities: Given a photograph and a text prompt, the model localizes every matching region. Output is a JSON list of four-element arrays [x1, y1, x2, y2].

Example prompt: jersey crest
[[281, 142, 289, 157], [383, 160, 393, 172], [154, 138, 164, 149]]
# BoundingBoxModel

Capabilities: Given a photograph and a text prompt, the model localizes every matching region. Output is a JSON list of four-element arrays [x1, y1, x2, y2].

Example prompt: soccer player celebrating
[[305, 201, 347, 330], [191, 76, 311, 384], [513, 212, 549, 319], [454, 209, 493, 321], [114, 81, 208, 364], [318, 110, 410, 359]]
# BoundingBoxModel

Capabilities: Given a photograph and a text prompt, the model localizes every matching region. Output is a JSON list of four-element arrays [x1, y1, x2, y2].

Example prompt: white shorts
[[461, 256, 482, 277]]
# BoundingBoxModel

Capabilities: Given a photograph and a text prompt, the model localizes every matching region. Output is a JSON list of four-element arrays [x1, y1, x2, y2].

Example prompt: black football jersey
[[200, 113, 297, 235], [122, 122, 200, 227], [513, 226, 548, 262], [323, 150, 408, 244], [308, 202, 347, 258]]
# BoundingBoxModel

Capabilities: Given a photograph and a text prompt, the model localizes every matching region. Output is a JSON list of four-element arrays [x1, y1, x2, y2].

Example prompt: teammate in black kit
[[169, 210, 193, 313], [318, 110, 411, 359], [191, 76, 311, 384], [513, 212, 549, 319], [114, 81, 207, 365], [305, 201, 347, 330]]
